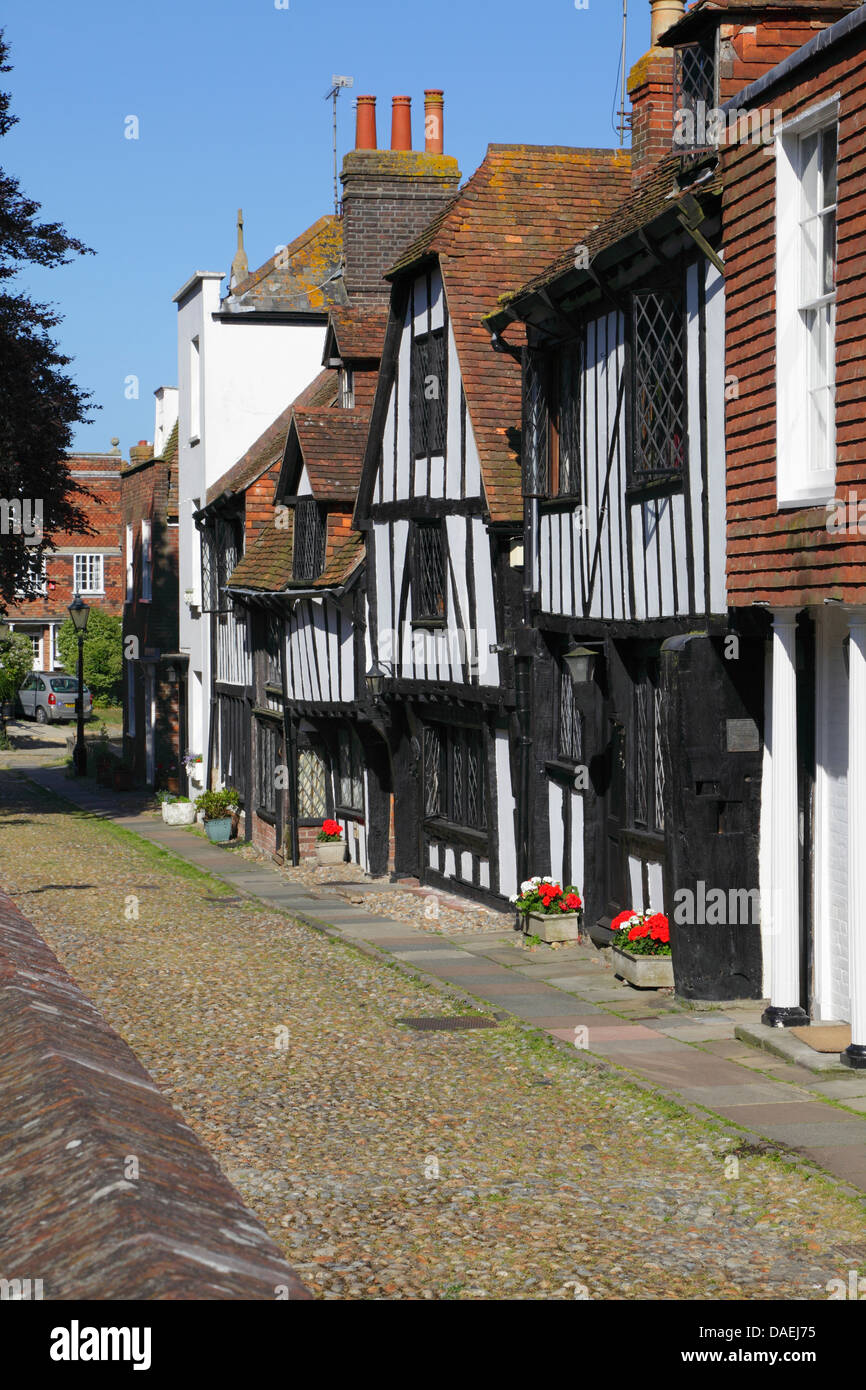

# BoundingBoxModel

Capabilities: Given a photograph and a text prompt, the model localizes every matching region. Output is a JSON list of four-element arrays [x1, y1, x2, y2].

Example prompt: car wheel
[[35, 706, 48, 724]]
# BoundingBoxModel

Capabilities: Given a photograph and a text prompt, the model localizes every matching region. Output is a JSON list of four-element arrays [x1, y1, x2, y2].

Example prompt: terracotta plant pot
[[525, 910, 581, 944], [316, 839, 346, 866], [113, 767, 134, 791], [610, 945, 674, 989], [164, 776, 180, 795]]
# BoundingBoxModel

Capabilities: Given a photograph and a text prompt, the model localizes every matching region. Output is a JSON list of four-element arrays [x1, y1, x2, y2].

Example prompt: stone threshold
[[735, 1021, 852, 1075]]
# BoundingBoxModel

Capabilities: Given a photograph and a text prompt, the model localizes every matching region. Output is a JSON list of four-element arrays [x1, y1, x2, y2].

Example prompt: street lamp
[[68, 595, 90, 776], [564, 644, 601, 686]]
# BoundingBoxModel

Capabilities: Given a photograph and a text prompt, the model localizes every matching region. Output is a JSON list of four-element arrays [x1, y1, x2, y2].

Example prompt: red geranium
[[318, 818, 343, 842], [628, 920, 651, 941], [562, 892, 581, 911], [610, 909, 634, 934], [647, 913, 670, 943]]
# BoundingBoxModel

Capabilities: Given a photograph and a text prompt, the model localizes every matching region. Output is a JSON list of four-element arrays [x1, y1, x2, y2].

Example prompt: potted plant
[[194, 787, 240, 842], [157, 790, 196, 826], [183, 750, 204, 790], [511, 876, 583, 943], [112, 756, 135, 791], [315, 818, 345, 865], [609, 909, 674, 988]]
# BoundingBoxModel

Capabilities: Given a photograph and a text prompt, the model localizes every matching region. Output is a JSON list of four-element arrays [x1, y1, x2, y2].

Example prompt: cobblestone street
[[2, 771, 866, 1301]]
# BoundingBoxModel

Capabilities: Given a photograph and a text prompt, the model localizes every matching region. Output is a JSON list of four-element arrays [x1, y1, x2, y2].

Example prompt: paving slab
[[675, 1083, 815, 1107]]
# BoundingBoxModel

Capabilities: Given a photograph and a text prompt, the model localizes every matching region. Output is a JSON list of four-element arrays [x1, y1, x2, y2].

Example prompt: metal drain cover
[[397, 1015, 498, 1032]]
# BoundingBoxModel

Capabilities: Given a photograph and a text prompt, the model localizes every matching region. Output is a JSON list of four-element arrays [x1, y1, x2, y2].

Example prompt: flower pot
[[162, 801, 196, 826], [525, 910, 581, 944], [204, 816, 234, 843], [163, 776, 180, 795], [316, 839, 345, 866], [113, 767, 134, 791], [610, 945, 674, 989]]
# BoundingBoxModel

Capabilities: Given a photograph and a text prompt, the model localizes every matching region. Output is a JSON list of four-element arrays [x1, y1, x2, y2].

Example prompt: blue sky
[[2, 0, 647, 454]]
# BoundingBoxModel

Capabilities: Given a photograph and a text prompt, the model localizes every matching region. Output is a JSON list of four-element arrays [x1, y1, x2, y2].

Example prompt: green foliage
[[194, 787, 239, 820], [0, 33, 95, 605], [0, 629, 33, 703], [56, 610, 122, 702]]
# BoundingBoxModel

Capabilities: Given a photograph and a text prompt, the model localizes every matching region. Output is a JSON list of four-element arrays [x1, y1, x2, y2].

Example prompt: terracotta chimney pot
[[355, 95, 377, 150], [650, 0, 685, 47], [391, 95, 412, 151], [424, 89, 444, 154]]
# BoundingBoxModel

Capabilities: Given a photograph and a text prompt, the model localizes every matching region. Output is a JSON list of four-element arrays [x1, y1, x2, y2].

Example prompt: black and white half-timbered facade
[[487, 146, 766, 998], [354, 143, 632, 906]]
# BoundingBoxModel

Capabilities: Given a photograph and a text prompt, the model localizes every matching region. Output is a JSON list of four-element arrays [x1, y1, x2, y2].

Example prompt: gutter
[[725, 3, 866, 111]]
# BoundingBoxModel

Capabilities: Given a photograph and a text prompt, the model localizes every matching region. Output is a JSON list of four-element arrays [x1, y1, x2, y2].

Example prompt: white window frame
[[125, 523, 134, 601], [141, 519, 152, 602], [73, 553, 104, 595], [775, 95, 840, 508], [339, 367, 355, 409]]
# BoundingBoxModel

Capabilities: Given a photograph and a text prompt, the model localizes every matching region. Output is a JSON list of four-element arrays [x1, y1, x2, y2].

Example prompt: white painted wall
[[814, 606, 850, 1021], [153, 386, 179, 458], [173, 270, 326, 766]]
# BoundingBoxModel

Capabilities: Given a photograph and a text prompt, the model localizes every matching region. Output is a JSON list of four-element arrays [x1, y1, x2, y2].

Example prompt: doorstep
[[735, 1021, 851, 1075]]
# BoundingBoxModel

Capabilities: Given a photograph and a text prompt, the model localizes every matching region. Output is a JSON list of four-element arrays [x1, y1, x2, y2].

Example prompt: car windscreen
[[50, 678, 80, 693]]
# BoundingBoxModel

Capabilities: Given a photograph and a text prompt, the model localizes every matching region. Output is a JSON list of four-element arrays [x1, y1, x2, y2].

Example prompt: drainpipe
[[205, 608, 217, 792]]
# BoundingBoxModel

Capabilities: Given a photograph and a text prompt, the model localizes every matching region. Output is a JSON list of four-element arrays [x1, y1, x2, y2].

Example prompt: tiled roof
[[293, 409, 370, 500], [492, 152, 720, 316], [227, 514, 363, 593], [386, 143, 632, 523], [205, 371, 336, 506], [659, 0, 859, 44], [326, 305, 388, 362], [160, 421, 179, 521], [222, 215, 347, 314]]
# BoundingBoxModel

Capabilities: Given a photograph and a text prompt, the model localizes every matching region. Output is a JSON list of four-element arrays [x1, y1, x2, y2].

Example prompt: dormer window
[[674, 40, 717, 145], [293, 499, 326, 581], [339, 367, 355, 409]]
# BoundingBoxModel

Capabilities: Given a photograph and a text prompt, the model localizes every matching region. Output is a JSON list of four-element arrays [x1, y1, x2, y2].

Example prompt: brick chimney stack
[[340, 88, 461, 303], [628, 0, 685, 182]]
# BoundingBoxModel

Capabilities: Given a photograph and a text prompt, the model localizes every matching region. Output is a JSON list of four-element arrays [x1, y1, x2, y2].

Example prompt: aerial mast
[[325, 75, 354, 215]]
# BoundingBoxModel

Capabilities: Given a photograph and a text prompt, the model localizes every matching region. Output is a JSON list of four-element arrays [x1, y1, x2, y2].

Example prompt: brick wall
[[340, 150, 461, 301], [7, 453, 124, 630], [0, 887, 308, 1299], [723, 22, 866, 604]]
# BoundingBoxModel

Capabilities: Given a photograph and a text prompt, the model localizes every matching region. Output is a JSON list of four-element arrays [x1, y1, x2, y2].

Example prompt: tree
[[0, 628, 33, 740], [56, 611, 122, 704], [0, 30, 95, 608]]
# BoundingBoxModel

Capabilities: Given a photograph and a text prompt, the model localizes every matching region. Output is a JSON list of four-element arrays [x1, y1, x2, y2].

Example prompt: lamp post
[[68, 595, 90, 776]]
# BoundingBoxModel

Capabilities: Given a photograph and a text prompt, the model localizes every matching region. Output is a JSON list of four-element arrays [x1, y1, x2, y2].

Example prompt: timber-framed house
[[195, 90, 463, 869], [354, 143, 631, 905], [484, 0, 856, 997]]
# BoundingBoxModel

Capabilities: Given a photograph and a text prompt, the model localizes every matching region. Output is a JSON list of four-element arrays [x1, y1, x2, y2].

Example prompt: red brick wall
[[7, 454, 124, 628], [718, 17, 857, 103], [724, 25, 866, 605]]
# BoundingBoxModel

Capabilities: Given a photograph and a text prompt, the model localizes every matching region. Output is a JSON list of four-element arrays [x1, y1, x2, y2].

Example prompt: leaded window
[[337, 726, 364, 812], [412, 522, 446, 623], [633, 662, 663, 834], [522, 347, 549, 496], [201, 516, 242, 612], [411, 328, 448, 457], [297, 744, 328, 819], [256, 716, 280, 818], [293, 499, 326, 581], [559, 666, 583, 764], [674, 42, 716, 136], [424, 723, 487, 831], [554, 342, 582, 498], [631, 290, 686, 482]]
